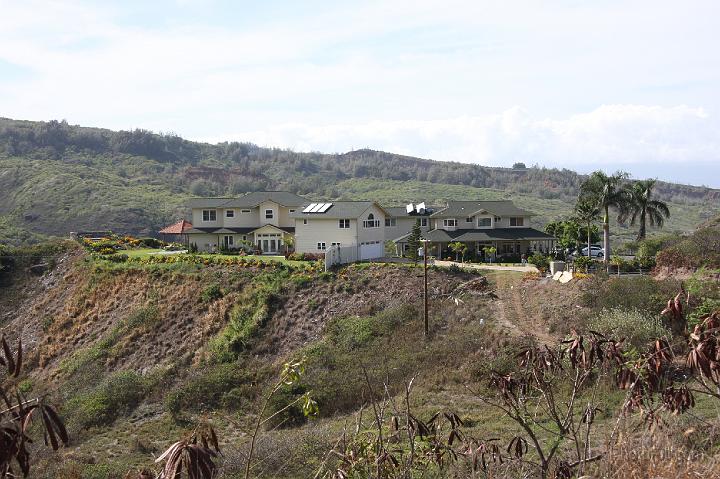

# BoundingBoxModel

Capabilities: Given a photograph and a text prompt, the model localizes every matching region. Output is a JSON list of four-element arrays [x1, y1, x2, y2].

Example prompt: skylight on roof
[[302, 203, 318, 213]]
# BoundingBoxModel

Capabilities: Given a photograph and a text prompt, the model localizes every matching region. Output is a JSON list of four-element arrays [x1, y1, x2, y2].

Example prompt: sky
[[1, 0, 719, 187]]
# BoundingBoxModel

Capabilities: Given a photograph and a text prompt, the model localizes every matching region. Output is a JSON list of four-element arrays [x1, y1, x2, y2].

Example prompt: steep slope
[[1, 117, 718, 244]]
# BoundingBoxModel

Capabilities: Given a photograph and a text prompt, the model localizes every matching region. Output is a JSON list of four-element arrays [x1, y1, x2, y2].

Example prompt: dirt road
[[487, 271, 556, 346]]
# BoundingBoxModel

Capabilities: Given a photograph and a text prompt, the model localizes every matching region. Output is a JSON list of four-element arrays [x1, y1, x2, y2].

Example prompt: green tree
[[579, 171, 630, 263], [449, 241, 467, 262], [620, 179, 671, 241], [407, 220, 422, 263], [483, 245, 497, 263], [574, 198, 601, 258]]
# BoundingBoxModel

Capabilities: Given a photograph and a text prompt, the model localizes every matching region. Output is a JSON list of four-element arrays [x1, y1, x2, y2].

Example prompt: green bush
[[687, 298, 720, 330], [583, 276, 681, 314], [139, 237, 164, 248], [529, 253, 550, 271], [588, 308, 670, 351], [65, 370, 147, 429], [165, 363, 260, 417], [201, 283, 223, 302], [573, 255, 593, 272]]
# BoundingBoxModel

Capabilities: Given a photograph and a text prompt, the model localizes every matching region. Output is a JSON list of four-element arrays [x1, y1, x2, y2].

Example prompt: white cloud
[[221, 104, 720, 184], [0, 1, 719, 185]]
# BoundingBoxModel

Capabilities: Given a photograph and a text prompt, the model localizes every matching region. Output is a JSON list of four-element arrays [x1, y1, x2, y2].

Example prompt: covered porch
[[393, 228, 557, 261]]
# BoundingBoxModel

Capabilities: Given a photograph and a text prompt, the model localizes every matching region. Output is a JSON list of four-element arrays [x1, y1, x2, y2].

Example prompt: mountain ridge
[[0, 117, 718, 244]]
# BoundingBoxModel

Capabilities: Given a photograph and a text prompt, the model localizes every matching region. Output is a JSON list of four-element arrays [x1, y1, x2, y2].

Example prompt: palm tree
[[579, 171, 630, 264], [620, 179, 670, 241], [574, 199, 600, 259]]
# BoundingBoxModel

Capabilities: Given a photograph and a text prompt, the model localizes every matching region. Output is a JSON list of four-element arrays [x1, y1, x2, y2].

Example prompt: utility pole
[[423, 239, 429, 336]]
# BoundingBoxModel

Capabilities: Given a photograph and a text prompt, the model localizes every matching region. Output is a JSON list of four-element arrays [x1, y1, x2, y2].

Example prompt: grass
[[121, 248, 307, 266]]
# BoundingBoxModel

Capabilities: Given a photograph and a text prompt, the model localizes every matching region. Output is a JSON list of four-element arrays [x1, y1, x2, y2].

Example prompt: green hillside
[[1, 117, 718, 245]]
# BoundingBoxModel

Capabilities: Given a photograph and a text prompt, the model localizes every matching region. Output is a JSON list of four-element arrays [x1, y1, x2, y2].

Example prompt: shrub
[[588, 308, 671, 350], [573, 255, 593, 272], [529, 253, 550, 271], [165, 364, 260, 417], [65, 371, 147, 429], [583, 276, 681, 314], [139, 237, 164, 248], [201, 283, 223, 303]]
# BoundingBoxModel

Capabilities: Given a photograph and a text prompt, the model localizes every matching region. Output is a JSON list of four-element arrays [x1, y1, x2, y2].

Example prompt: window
[[420, 218, 428, 227], [265, 209, 274, 219], [303, 219, 308, 225], [510, 217, 524, 226], [225, 210, 235, 218], [477, 217, 492, 227], [289, 209, 295, 213], [331, 242, 341, 247], [339, 219, 350, 229], [317, 242, 326, 251], [466, 217, 473, 223], [443, 219, 457, 228], [362, 213, 380, 228], [242, 235, 247, 241], [241, 209, 251, 213], [385, 218, 396, 227], [202, 210, 216, 222], [223, 235, 234, 247]]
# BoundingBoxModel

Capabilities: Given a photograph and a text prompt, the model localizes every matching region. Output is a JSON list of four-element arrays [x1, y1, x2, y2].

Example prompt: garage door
[[359, 241, 383, 260]]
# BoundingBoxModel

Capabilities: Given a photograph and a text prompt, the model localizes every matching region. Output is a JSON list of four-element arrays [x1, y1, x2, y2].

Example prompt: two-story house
[[290, 201, 388, 260], [383, 203, 437, 256], [393, 200, 556, 259], [184, 191, 306, 253]]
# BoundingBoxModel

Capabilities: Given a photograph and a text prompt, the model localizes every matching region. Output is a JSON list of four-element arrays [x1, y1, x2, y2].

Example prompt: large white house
[[184, 191, 305, 254], [290, 201, 388, 260], [182, 192, 554, 260]]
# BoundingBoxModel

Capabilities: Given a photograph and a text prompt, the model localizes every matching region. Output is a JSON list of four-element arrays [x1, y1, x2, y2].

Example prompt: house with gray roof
[[185, 191, 306, 253], [393, 200, 556, 260], [290, 201, 389, 260]]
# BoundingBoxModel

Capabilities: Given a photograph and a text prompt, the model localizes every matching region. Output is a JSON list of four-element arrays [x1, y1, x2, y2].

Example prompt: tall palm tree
[[579, 171, 630, 264], [620, 179, 670, 241], [574, 199, 600, 258]]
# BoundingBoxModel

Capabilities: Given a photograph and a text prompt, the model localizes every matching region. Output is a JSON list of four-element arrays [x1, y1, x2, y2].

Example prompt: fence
[[324, 244, 358, 270]]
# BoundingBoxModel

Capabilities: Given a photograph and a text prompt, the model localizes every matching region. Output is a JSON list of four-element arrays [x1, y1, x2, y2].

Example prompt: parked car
[[580, 245, 605, 258]]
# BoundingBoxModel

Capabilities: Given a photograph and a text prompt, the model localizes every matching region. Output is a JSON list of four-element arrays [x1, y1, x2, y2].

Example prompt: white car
[[580, 246, 605, 258]]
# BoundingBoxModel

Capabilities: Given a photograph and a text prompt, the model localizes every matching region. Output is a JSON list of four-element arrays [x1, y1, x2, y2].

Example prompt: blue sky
[[1, 0, 719, 187]]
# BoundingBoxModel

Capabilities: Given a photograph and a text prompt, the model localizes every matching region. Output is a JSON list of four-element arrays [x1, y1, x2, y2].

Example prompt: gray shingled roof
[[430, 200, 535, 218], [186, 191, 308, 209], [395, 228, 554, 243], [290, 201, 388, 219], [384, 206, 441, 218]]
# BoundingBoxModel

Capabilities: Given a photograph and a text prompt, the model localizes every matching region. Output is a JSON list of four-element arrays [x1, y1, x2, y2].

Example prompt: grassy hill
[[2, 244, 719, 477], [1, 117, 718, 245]]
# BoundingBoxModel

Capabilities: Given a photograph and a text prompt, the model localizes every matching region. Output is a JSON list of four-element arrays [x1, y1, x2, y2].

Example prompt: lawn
[[122, 248, 308, 266]]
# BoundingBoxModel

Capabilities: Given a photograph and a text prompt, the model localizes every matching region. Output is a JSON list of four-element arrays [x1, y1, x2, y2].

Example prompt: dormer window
[[477, 218, 491, 227], [202, 210, 216, 222], [265, 209, 274, 219], [510, 217, 524, 226]]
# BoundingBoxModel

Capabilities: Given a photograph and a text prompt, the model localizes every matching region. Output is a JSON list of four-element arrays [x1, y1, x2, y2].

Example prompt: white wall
[[294, 218, 359, 253], [187, 233, 218, 252], [259, 201, 279, 227], [357, 205, 386, 244]]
